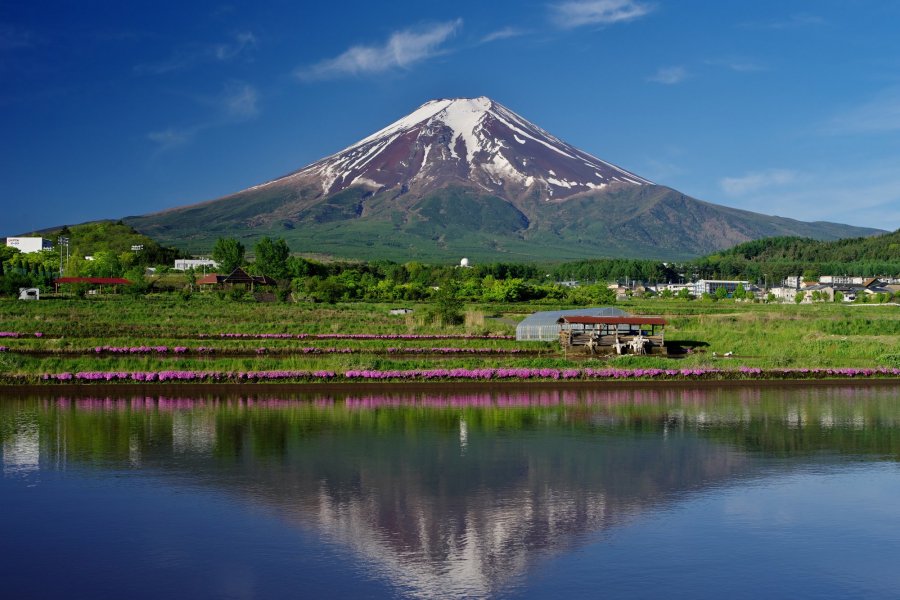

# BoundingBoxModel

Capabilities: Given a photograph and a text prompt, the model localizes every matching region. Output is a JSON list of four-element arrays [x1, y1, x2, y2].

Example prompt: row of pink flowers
[[0, 332, 42, 338], [386, 347, 524, 354], [94, 346, 183, 354], [43, 370, 337, 382], [199, 333, 514, 340], [33, 366, 900, 384]]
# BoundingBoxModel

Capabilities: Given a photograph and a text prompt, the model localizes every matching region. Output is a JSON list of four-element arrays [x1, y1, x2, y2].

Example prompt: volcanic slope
[[126, 97, 881, 261]]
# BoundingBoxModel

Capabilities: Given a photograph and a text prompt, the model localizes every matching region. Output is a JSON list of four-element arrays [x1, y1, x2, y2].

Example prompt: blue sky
[[3, 0, 900, 237]]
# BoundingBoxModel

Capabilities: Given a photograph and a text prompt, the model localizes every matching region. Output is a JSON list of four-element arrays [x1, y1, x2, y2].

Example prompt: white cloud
[[137, 31, 257, 74], [714, 163, 900, 230], [297, 20, 462, 80], [0, 23, 36, 50], [550, 0, 654, 29], [148, 82, 260, 152], [744, 13, 825, 30], [480, 27, 528, 44], [213, 31, 257, 61], [826, 87, 900, 135], [147, 127, 194, 150], [705, 58, 765, 73], [647, 65, 687, 85], [720, 169, 800, 196], [222, 82, 259, 119]]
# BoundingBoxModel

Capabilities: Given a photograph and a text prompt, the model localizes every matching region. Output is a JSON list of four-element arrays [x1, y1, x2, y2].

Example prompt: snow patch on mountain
[[252, 96, 653, 201]]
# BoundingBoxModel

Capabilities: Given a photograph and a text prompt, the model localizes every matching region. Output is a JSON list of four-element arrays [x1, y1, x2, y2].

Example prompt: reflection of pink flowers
[[34, 332, 43, 338], [0, 332, 19, 338]]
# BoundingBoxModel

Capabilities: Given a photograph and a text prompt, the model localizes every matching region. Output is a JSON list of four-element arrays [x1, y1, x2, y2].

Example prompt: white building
[[819, 275, 865, 285], [5, 237, 52, 254], [174, 259, 218, 271], [690, 279, 751, 297]]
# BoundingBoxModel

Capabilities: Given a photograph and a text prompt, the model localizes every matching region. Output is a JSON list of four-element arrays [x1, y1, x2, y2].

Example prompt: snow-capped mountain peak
[[252, 97, 652, 200]]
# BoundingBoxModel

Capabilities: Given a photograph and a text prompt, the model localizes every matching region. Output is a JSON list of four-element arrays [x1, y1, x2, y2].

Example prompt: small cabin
[[558, 316, 667, 355]]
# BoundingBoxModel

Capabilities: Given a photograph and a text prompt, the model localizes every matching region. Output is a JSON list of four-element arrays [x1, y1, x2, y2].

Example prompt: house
[[197, 268, 276, 290]]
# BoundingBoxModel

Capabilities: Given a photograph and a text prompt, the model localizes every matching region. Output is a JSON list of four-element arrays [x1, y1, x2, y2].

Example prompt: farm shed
[[515, 307, 628, 341], [558, 316, 667, 354]]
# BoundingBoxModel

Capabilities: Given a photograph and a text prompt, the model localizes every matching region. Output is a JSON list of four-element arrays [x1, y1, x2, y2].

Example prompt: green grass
[[1, 294, 899, 380]]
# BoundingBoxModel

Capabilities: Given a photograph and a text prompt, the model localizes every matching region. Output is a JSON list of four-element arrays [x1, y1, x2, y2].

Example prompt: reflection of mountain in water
[[2, 385, 900, 597]]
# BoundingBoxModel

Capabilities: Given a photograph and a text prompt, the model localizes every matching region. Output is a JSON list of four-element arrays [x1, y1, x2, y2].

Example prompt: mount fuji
[[126, 97, 880, 260]]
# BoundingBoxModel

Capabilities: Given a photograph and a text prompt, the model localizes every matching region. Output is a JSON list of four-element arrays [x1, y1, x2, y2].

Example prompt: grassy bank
[[0, 295, 898, 383]]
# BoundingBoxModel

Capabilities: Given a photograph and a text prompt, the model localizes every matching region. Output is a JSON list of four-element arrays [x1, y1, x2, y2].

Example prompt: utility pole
[[57, 236, 69, 276]]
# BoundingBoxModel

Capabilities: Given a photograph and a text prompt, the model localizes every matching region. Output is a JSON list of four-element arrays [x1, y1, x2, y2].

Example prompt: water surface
[[2, 383, 899, 598]]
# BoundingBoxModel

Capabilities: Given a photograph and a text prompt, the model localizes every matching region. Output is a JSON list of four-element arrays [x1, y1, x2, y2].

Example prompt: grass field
[[0, 295, 898, 383]]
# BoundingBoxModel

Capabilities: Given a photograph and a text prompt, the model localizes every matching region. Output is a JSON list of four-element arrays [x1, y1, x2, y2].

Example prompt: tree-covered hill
[[692, 229, 900, 282]]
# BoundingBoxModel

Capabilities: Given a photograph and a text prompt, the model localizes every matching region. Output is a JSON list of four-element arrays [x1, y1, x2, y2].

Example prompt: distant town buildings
[[5, 237, 52, 254], [689, 280, 752, 297], [174, 259, 218, 271]]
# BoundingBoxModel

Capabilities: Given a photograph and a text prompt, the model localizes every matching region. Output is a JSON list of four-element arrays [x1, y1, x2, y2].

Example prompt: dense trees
[[212, 237, 246, 273], [3, 228, 898, 302], [253, 237, 291, 280]]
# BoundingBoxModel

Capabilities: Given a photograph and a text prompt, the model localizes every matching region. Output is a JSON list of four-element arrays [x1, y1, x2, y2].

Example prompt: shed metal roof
[[558, 316, 667, 326], [515, 307, 628, 341]]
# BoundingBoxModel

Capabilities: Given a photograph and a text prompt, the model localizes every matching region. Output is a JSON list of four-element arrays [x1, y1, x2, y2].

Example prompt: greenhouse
[[515, 307, 629, 341]]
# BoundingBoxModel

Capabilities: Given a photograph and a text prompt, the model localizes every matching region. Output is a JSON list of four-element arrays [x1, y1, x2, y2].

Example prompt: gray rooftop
[[516, 307, 628, 341]]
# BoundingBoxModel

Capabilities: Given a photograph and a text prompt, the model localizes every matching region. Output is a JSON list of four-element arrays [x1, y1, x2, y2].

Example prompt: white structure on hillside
[[6, 237, 52, 254], [174, 259, 218, 271]]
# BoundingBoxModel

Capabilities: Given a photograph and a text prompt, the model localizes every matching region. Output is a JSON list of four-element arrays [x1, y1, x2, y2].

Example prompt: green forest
[[2, 222, 899, 303]]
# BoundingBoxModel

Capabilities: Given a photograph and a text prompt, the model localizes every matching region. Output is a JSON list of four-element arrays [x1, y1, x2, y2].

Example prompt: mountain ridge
[[125, 96, 883, 261]]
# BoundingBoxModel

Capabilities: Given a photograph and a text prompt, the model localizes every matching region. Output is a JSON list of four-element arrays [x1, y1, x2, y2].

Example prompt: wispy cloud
[[717, 163, 900, 230], [647, 65, 687, 85], [296, 20, 462, 80], [825, 87, 900, 135], [720, 169, 801, 196], [743, 13, 825, 30], [550, 0, 654, 29], [147, 82, 260, 152], [221, 81, 259, 118], [0, 23, 38, 50], [480, 27, 528, 44], [147, 127, 195, 150], [705, 58, 766, 73], [137, 31, 257, 74]]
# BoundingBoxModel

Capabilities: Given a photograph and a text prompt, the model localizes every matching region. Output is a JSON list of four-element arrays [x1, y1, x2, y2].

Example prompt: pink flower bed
[[82, 346, 355, 355], [94, 346, 172, 354], [31, 366, 900, 384], [199, 333, 515, 340], [386, 347, 523, 354]]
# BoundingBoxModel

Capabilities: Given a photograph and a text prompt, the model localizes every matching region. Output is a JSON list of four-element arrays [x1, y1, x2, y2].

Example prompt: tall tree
[[212, 237, 245, 273], [253, 237, 291, 279]]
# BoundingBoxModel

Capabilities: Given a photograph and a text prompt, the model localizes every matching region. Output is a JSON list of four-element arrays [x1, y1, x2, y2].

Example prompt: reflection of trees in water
[[2, 384, 900, 596]]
